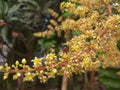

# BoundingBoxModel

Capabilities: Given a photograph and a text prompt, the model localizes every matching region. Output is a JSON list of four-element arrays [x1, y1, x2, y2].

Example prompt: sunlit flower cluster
[[104, 15, 120, 32], [64, 0, 102, 11], [103, 0, 112, 4], [0, 53, 58, 83], [102, 36, 120, 68], [59, 11, 100, 32], [0, 33, 103, 81], [0, 0, 120, 82], [57, 34, 103, 77], [60, 2, 76, 13]]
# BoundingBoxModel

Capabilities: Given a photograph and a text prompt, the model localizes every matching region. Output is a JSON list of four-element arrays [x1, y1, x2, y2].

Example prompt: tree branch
[[4, 42, 26, 57], [101, 0, 113, 16]]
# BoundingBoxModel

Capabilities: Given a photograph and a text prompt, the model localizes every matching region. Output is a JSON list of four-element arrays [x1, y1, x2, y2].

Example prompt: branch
[[18, 33, 28, 50], [4, 42, 26, 57], [19, 34, 36, 52], [99, 28, 107, 37], [101, 0, 113, 16], [0, 66, 46, 73]]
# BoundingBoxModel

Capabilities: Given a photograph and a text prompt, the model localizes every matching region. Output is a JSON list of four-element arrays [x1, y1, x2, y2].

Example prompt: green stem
[[84, 72, 89, 89], [85, 72, 88, 84]]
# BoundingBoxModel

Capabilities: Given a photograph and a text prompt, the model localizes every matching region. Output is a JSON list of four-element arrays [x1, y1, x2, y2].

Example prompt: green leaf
[[0, 1, 8, 15], [117, 40, 120, 51], [0, 0, 2, 6], [9, 17, 20, 21], [64, 0, 69, 2], [62, 11, 73, 19], [1, 26, 8, 42], [99, 7, 106, 15], [105, 87, 120, 90], [99, 67, 120, 79], [112, 8, 119, 14], [21, 0, 39, 9], [97, 51, 105, 56], [43, 37, 56, 49], [3, 2, 9, 14], [72, 31, 81, 37], [0, 0, 5, 19], [44, 40, 55, 48], [8, 3, 21, 15], [25, 0, 39, 8], [0, 10, 4, 19], [99, 76, 120, 88], [22, 12, 33, 19], [75, 2, 82, 8]]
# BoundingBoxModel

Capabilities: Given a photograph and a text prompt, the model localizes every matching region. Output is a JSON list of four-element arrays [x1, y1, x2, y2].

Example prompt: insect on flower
[[62, 44, 69, 53]]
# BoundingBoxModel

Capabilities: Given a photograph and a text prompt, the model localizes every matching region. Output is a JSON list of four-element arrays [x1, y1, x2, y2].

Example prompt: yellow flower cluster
[[0, 53, 58, 83], [63, 0, 102, 11], [103, 0, 112, 4], [0, 29, 120, 82], [75, 6, 89, 17], [60, 19, 77, 31], [60, 2, 76, 13], [60, 12, 100, 32], [34, 53, 58, 83], [104, 15, 120, 32], [0, 0, 120, 82], [32, 57, 42, 68], [102, 37, 120, 68], [60, 1, 89, 18]]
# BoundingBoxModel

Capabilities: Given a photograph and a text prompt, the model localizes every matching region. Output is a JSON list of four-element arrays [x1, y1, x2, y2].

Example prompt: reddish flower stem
[[101, 0, 113, 16]]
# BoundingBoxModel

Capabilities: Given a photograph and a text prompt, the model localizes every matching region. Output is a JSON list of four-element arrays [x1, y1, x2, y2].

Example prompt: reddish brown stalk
[[101, 0, 113, 16], [99, 28, 107, 37], [17, 77, 22, 86], [0, 66, 46, 73], [90, 70, 95, 89], [90, 71, 95, 88], [87, 32, 104, 89], [89, 29, 108, 89], [59, 61, 68, 67], [87, 46, 95, 89]]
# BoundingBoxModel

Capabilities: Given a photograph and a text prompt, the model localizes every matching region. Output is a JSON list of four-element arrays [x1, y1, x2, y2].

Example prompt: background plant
[[0, 0, 120, 90]]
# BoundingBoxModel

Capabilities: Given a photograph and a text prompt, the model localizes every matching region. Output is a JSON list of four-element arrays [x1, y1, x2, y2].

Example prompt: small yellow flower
[[13, 72, 21, 80], [23, 72, 35, 81], [0, 66, 4, 70], [62, 53, 68, 59], [22, 58, 27, 64], [46, 53, 56, 60], [52, 68, 57, 73], [41, 76, 48, 83], [5, 66, 11, 71], [32, 57, 42, 68], [82, 59, 91, 70], [3, 73, 9, 80], [15, 61, 19, 66]]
